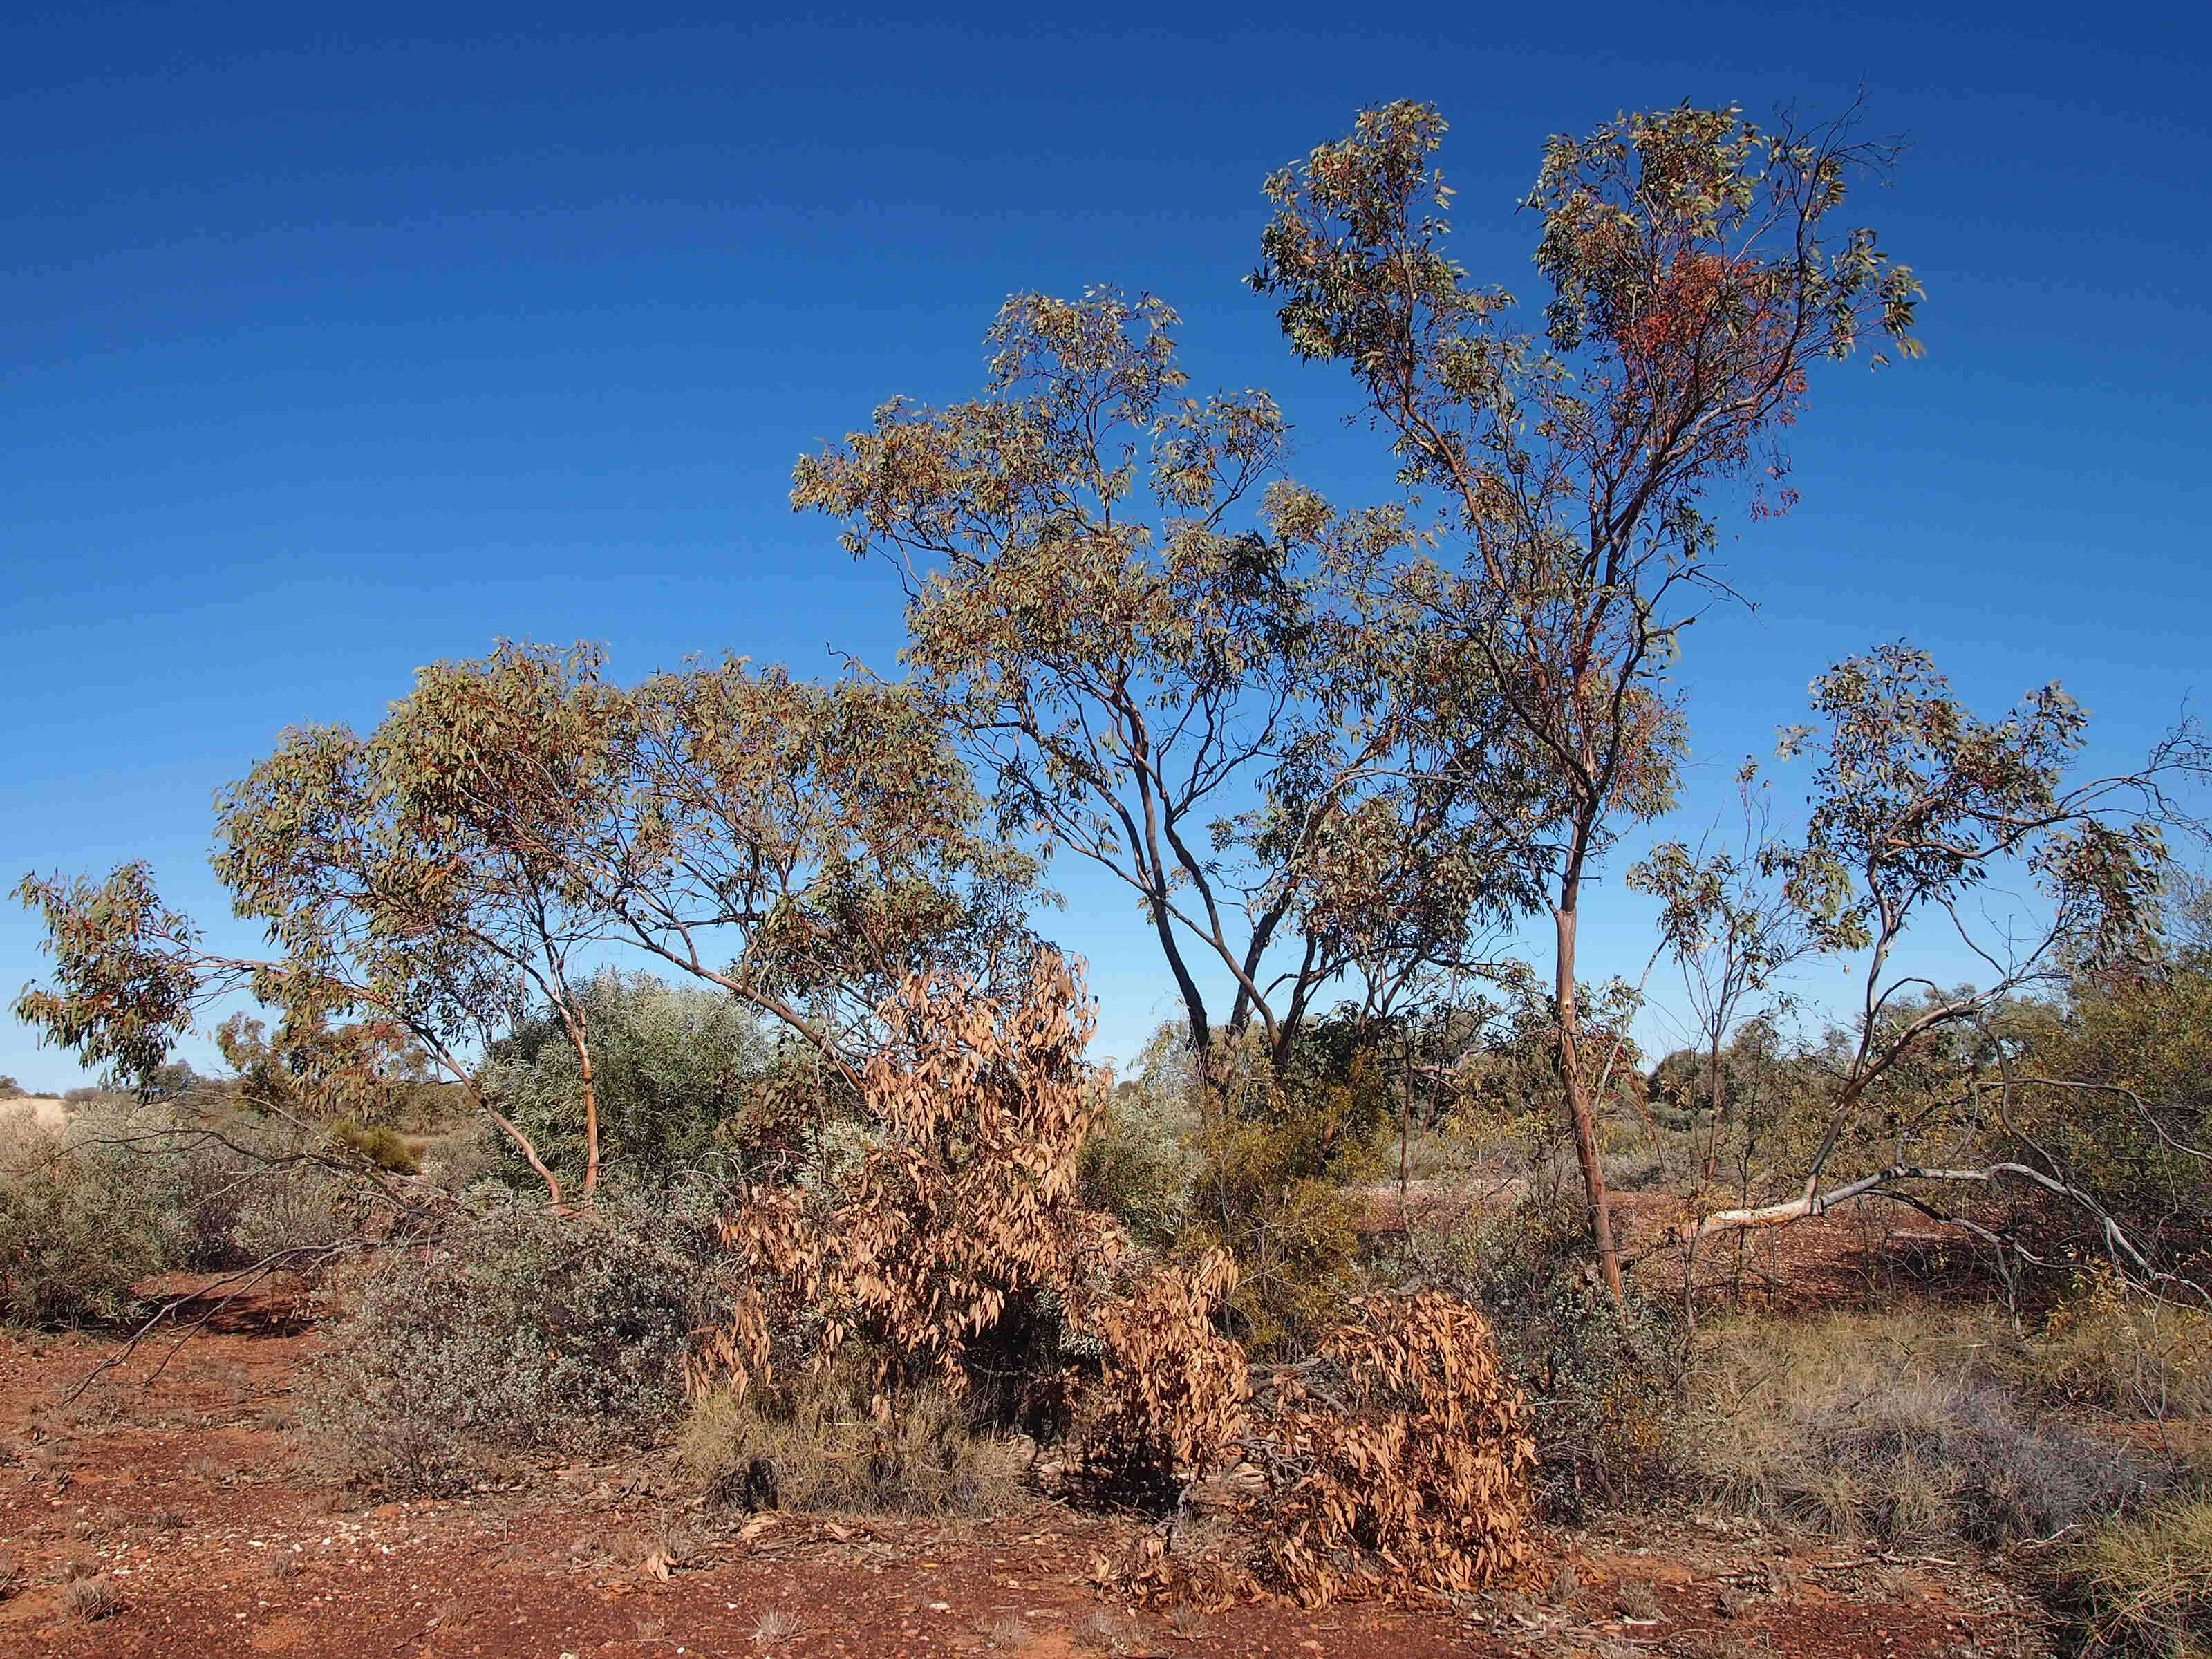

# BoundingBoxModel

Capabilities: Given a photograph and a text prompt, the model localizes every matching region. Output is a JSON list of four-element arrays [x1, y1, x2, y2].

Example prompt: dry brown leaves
[[697, 949, 1114, 1402]]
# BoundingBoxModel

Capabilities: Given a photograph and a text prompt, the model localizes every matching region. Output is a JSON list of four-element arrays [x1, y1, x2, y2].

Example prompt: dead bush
[[700, 952, 1112, 1403], [1237, 1290, 1535, 1605], [1102, 1289, 1535, 1611], [1078, 1249, 1248, 1499], [63, 1576, 121, 1622]]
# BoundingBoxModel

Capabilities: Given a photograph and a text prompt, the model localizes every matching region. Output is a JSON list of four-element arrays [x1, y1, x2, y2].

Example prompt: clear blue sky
[[3, 2, 2207, 1089]]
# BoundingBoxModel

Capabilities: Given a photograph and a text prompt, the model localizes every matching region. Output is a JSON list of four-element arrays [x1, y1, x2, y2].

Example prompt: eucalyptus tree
[[15, 643, 1034, 1208], [794, 290, 1527, 1079], [1251, 100, 1922, 1299]]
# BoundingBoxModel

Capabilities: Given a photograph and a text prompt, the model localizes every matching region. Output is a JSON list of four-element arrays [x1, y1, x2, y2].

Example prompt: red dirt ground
[[0, 1280, 2051, 1659]]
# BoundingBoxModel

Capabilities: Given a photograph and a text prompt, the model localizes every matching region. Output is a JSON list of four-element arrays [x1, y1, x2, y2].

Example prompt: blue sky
[[3, 2, 2207, 1089]]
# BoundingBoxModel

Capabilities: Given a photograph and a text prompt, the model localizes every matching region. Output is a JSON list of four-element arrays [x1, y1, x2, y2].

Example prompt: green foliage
[[327, 1118, 418, 1174], [217, 1011, 456, 1132], [2003, 946, 2212, 1253], [1078, 1026, 1199, 1247], [794, 284, 1523, 1071], [1184, 1031, 1390, 1357], [1253, 97, 1923, 1285], [477, 971, 775, 1191], [12, 863, 204, 1090], [298, 1190, 727, 1494], [17, 641, 1037, 1207], [0, 1101, 349, 1324], [0, 1116, 182, 1324]]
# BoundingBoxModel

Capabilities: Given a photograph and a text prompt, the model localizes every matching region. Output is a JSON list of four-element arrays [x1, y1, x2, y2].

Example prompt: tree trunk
[[579, 1042, 600, 1197], [1555, 896, 1626, 1305], [554, 995, 601, 1200], [1700, 1034, 1725, 1183]]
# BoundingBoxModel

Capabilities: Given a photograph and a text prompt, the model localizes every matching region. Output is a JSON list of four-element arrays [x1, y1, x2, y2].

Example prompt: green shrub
[[230, 1167, 357, 1277], [476, 972, 777, 1191], [679, 1362, 1024, 1517], [328, 1118, 418, 1174], [0, 1102, 328, 1323], [1184, 1038, 1387, 1358], [297, 1189, 724, 1494], [0, 1117, 180, 1324]]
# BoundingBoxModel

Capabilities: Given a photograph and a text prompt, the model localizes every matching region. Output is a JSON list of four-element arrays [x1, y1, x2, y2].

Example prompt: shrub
[[1394, 1188, 1680, 1516], [0, 1111, 203, 1324], [2054, 1494, 2212, 1656], [229, 1166, 357, 1277], [299, 1190, 720, 1494], [679, 1362, 1024, 1517], [1100, 1286, 1537, 1611], [1079, 1095, 1194, 1248], [2035, 1273, 2212, 1421], [1694, 1313, 2178, 1548], [1240, 1290, 1535, 1606], [1182, 1040, 1387, 1358], [477, 971, 777, 1191], [1078, 1250, 1249, 1500], [328, 1118, 418, 1174]]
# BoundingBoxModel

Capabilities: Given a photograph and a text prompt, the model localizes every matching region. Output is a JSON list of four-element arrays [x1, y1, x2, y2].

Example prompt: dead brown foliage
[[1240, 1291, 1535, 1604], [697, 950, 1116, 1403], [1079, 1248, 1248, 1490], [690, 950, 1535, 1608], [1100, 1289, 1535, 1609]]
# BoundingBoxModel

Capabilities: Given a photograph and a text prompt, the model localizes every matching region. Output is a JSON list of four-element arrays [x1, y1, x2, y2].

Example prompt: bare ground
[[0, 1275, 2056, 1659]]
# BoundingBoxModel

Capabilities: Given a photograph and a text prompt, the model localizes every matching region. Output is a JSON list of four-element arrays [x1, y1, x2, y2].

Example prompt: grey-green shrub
[[0, 1101, 326, 1324], [297, 1187, 728, 1494], [0, 1116, 182, 1324]]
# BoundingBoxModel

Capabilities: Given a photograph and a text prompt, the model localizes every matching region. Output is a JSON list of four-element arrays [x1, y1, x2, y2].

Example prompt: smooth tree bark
[[1250, 100, 1922, 1300]]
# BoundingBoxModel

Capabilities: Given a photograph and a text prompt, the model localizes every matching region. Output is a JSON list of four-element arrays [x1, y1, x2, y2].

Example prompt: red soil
[[0, 1281, 2047, 1658]]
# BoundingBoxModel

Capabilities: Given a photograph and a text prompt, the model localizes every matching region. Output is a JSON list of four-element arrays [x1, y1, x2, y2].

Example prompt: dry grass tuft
[[2055, 1493, 2212, 1655], [2034, 1274, 2212, 1421], [63, 1576, 121, 1622], [682, 1367, 1024, 1519], [749, 1607, 800, 1647], [1165, 1602, 1209, 1638], [1078, 1609, 1138, 1651], [1693, 1312, 2174, 1548], [1613, 1575, 1662, 1620]]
